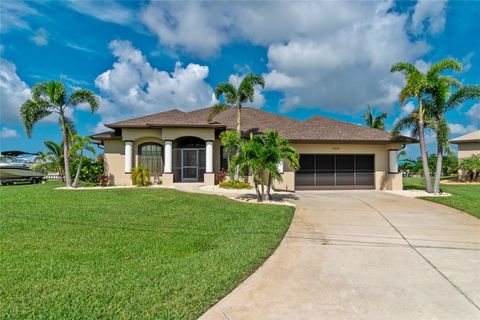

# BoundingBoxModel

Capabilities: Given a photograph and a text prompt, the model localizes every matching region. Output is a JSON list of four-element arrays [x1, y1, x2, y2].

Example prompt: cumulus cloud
[[65, 0, 133, 25], [0, 59, 31, 123], [94, 40, 216, 130], [141, 1, 437, 113], [449, 123, 477, 135], [466, 103, 480, 122], [411, 0, 447, 35], [30, 28, 49, 46]]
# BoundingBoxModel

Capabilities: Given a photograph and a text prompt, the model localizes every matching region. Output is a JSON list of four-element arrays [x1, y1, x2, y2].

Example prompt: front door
[[181, 149, 198, 181]]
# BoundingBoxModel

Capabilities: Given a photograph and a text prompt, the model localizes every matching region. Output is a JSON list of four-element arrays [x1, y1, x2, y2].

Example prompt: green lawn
[[0, 182, 294, 319], [403, 177, 480, 218]]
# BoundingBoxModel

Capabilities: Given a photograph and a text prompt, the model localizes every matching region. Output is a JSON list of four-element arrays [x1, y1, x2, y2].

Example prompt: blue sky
[[0, 0, 479, 158]]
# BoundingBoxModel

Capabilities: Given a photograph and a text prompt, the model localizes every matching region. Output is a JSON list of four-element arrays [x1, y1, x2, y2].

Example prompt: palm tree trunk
[[433, 143, 443, 194], [234, 104, 241, 180], [417, 99, 432, 193], [72, 152, 83, 188], [60, 113, 72, 187], [254, 178, 262, 202], [266, 172, 272, 200]]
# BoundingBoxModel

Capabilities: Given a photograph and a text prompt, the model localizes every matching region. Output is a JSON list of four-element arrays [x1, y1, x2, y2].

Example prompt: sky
[[0, 0, 479, 158]]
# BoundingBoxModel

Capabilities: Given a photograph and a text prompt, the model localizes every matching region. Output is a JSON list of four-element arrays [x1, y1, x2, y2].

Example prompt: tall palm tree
[[21, 81, 99, 187], [208, 73, 265, 134], [427, 77, 480, 193], [364, 105, 387, 130], [209, 73, 264, 179], [70, 135, 96, 188], [390, 59, 461, 193], [261, 131, 299, 200]]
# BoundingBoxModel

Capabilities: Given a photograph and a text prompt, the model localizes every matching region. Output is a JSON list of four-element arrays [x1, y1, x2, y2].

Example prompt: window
[[138, 143, 163, 176]]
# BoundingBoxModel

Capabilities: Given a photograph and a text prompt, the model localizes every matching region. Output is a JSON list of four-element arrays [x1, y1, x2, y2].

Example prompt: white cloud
[[65, 0, 133, 25], [141, 2, 436, 113], [0, 59, 31, 123], [0, 1, 38, 32], [449, 123, 477, 135], [466, 103, 480, 122], [462, 52, 474, 72], [1, 127, 20, 139], [411, 0, 447, 35], [30, 28, 49, 46], [93, 40, 216, 130]]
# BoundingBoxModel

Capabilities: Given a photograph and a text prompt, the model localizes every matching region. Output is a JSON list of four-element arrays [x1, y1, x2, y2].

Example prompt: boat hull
[[0, 167, 45, 179]]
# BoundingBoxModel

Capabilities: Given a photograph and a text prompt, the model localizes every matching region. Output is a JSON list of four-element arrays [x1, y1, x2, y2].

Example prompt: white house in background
[[451, 130, 480, 159]]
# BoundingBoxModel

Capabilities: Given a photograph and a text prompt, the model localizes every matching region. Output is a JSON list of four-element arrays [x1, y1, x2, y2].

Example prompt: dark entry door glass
[[335, 155, 354, 186], [355, 155, 375, 186], [315, 155, 335, 186], [296, 155, 315, 186]]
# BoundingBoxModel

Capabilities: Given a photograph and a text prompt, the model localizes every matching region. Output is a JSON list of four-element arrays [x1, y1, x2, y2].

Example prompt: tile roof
[[92, 107, 415, 143]]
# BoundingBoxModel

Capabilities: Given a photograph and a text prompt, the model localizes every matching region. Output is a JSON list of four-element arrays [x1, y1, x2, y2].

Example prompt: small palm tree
[[390, 59, 461, 193], [70, 135, 96, 188], [427, 77, 480, 192], [261, 131, 299, 200], [219, 130, 241, 171], [21, 81, 99, 187], [364, 105, 387, 130], [44, 140, 65, 181]]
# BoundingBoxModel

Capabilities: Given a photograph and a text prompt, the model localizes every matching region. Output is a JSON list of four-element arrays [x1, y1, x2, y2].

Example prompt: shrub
[[71, 156, 104, 183], [216, 168, 228, 183], [460, 155, 480, 182], [219, 180, 252, 189], [131, 166, 151, 186]]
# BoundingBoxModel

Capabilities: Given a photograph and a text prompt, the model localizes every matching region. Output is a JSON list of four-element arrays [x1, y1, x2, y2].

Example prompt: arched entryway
[[172, 137, 206, 182]]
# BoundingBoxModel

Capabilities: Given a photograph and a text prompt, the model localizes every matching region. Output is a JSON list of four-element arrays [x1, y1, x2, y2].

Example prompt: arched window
[[138, 143, 163, 176]]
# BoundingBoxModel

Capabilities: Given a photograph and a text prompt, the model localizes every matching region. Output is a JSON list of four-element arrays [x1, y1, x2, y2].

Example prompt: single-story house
[[450, 130, 480, 159], [92, 107, 416, 191]]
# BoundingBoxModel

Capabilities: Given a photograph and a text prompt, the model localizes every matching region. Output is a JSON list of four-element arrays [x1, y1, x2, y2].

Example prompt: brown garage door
[[295, 154, 375, 190]]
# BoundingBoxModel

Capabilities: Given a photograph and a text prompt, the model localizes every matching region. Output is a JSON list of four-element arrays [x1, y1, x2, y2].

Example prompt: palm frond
[[446, 85, 480, 110], [62, 116, 77, 140], [238, 73, 265, 103], [69, 89, 99, 113], [390, 62, 419, 76], [364, 105, 373, 127], [207, 103, 230, 123], [214, 82, 237, 103], [20, 99, 52, 137], [391, 112, 418, 137], [426, 58, 462, 80], [44, 141, 63, 157]]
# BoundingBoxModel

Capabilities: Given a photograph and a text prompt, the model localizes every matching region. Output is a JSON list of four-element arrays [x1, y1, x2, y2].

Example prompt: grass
[[403, 177, 480, 218], [0, 182, 294, 319]]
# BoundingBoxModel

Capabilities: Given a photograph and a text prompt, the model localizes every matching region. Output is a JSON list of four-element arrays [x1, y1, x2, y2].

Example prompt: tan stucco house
[[451, 130, 480, 159], [92, 107, 416, 191]]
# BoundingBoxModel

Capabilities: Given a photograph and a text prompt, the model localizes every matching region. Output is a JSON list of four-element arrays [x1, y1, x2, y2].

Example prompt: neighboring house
[[450, 130, 480, 159], [92, 107, 416, 191]]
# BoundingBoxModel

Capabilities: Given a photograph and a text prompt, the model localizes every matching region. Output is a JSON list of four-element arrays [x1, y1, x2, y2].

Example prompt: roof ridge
[[107, 108, 186, 126]]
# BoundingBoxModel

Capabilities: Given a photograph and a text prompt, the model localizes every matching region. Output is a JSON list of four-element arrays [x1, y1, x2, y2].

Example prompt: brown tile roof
[[99, 107, 415, 143]]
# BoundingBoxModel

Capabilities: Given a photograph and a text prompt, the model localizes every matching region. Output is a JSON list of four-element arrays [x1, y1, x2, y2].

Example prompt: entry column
[[124, 141, 133, 173], [204, 140, 215, 185], [163, 140, 174, 186]]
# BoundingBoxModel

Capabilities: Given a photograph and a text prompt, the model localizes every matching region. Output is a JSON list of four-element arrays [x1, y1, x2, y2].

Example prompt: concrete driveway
[[200, 191, 480, 320]]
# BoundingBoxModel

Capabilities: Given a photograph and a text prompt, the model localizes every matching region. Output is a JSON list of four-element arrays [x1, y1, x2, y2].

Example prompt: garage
[[295, 154, 375, 190]]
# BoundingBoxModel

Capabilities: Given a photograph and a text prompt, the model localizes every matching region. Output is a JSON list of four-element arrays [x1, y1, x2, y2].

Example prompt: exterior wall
[[457, 142, 480, 159], [288, 143, 404, 191], [104, 129, 404, 191], [104, 140, 131, 186]]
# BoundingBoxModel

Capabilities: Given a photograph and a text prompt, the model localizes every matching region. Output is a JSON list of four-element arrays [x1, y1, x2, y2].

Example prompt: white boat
[[0, 151, 45, 184]]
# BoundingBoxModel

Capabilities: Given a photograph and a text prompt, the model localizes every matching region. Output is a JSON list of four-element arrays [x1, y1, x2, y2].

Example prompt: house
[[450, 130, 480, 159], [91, 107, 416, 191]]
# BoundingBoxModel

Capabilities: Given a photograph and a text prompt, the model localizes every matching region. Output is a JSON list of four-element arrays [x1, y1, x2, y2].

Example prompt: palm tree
[[20, 81, 99, 187], [44, 140, 65, 181], [364, 105, 387, 130], [70, 135, 96, 188], [208, 73, 265, 133], [219, 130, 241, 171], [208, 73, 264, 179], [261, 131, 299, 200], [390, 59, 461, 193], [230, 134, 266, 201], [427, 77, 480, 192]]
